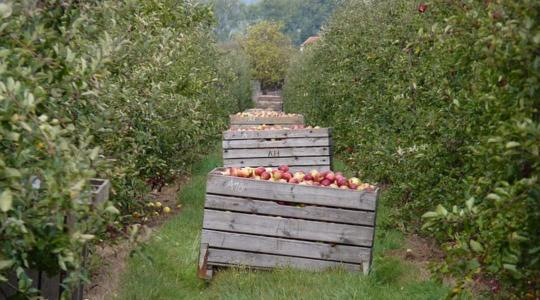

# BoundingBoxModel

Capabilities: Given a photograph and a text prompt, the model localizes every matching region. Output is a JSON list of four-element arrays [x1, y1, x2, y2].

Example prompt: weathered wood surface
[[205, 195, 375, 226], [206, 171, 377, 211], [202, 230, 370, 263], [224, 156, 330, 168], [223, 137, 330, 149], [223, 147, 330, 159], [203, 210, 374, 246], [229, 115, 304, 126], [199, 170, 379, 278], [207, 249, 361, 272], [224, 128, 330, 140]]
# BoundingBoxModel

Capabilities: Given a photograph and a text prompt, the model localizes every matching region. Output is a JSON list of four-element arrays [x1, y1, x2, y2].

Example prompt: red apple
[[418, 3, 427, 13], [261, 172, 271, 180], [320, 179, 331, 186], [281, 172, 292, 181], [289, 178, 300, 184], [349, 183, 359, 190], [304, 174, 313, 181], [325, 171, 336, 182], [254, 166, 265, 176], [278, 165, 289, 172], [336, 177, 348, 187]]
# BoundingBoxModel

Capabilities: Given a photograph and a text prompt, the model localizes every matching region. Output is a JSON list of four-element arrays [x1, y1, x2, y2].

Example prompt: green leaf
[[0, 259, 13, 270], [503, 264, 517, 272], [505, 141, 520, 149], [435, 204, 448, 216], [465, 197, 474, 210], [105, 205, 120, 214], [421, 211, 439, 218], [0, 3, 12, 19], [486, 193, 501, 201], [470, 240, 484, 253], [0, 189, 13, 212], [89, 147, 100, 161]]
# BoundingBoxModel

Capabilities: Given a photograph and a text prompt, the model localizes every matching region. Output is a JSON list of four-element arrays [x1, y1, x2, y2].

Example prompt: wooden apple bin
[[255, 95, 283, 111], [0, 179, 110, 300], [197, 169, 379, 281], [229, 113, 304, 129], [222, 127, 332, 173]]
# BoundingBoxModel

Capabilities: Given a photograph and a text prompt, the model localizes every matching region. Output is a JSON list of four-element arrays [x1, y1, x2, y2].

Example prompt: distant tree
[[241, 21, 293, 91]]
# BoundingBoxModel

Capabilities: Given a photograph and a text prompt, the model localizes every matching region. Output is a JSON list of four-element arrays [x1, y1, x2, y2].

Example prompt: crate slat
[[206, 172, 377, 211], [203, 210, 373, 246], [223, 147, 330, 159], [202, 230, 370, 264], [229, 115, 304, 126], [205, 195, 375, 226], [224, 128, 329, 140], [224, 156, 330, 168], [207, 249, 361, 272], [223, 137, 330, 149]]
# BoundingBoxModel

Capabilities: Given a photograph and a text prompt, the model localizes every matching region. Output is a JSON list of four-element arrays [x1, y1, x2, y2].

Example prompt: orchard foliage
[[284, 0, 539, 297], [242, 21, 293, 90], [0, 0, 250, 297]]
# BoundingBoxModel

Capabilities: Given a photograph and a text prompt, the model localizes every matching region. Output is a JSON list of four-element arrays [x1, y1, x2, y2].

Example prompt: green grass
[[115, 149, 448, 299]]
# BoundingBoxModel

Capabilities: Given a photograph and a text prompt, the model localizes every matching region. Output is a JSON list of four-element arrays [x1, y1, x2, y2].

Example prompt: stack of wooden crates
[[198, 108, 379, 281]]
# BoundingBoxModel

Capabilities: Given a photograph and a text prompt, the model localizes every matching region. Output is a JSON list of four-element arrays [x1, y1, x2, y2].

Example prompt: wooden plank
[[40, 272, 60, 300], [204, 195, 375, 226], [229, 115, 304, 125], [224, 156, 330, 168], [203, 210, 373, 246], [223, 147, 330, 159], [207, 249, 361, 272], [202, 230, 371, 264], [223, 128, 330, 140], [223, 137, 330, 149], [206, 172, 377, 211]]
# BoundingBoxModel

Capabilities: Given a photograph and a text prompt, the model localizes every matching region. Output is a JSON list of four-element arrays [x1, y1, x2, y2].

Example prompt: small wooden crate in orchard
[[229, 112, 304, 129], [256, 95, 283, 111], [197, 168, 379, 280], [223, 127, 332, 172]]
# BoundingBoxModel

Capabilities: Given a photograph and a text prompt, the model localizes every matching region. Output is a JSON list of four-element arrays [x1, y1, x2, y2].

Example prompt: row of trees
[[284, 0, 539, 297], [0, 0, 251, 297], [209, 0, 341, 45]]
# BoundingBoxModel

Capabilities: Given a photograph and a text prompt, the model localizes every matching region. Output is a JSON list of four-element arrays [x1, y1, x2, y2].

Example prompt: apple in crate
[[281, 172, 292, 181], [272, 170, 283, 180], [293, 172, 305, 181], [278, 165, 289, 172], [254, 166, 266, 176], [261, 172, 271, 180]]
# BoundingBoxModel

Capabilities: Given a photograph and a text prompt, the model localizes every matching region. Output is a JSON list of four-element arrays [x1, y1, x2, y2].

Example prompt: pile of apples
[[235, 111, 301, 118], [221, 165, 376, 191], [228, 125, 320, 132]]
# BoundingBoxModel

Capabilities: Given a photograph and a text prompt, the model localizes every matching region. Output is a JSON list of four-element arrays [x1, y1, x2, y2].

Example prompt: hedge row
[[284, 0, 539, 297], [0, 0, 250, 297]]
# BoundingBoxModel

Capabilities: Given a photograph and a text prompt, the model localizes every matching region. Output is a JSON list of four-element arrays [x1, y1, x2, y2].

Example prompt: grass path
[[114, 149, 448, 299]]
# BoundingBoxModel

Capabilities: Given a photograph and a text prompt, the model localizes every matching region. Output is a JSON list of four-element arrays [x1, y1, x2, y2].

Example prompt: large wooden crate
[[0, 179, 110, 300], [198, 169, 379, 280], [256, 95, 283, 111], [230, 113, 304, 129], [223, 128, 332, 172]]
